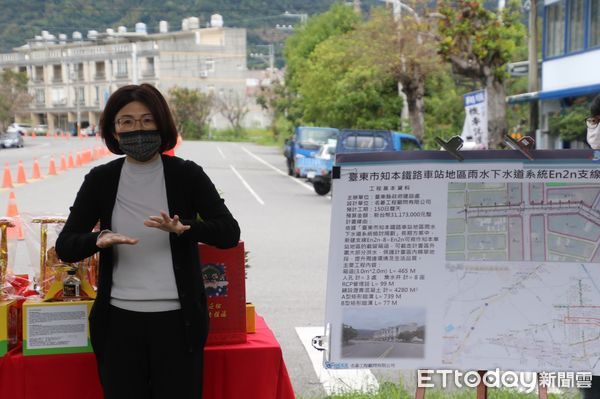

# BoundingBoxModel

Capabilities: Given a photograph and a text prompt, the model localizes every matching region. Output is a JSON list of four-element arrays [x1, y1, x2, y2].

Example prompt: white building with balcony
[[0, 17, 248, 133], [537, 0, 600, 148]]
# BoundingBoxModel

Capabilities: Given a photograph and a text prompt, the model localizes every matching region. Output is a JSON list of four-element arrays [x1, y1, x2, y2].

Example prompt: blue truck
[[283, 126, 339, 177], [311, 129, 421, 195]]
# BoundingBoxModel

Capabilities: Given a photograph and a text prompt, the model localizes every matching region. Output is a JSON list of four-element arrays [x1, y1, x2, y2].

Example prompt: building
[[373, 323, 419, 341], [526, 0, 599, 148], [0, 16, 248, 133]]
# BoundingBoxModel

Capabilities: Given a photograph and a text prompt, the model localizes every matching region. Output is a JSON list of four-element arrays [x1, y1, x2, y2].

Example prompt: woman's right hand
[[96, 232, 139, 248]]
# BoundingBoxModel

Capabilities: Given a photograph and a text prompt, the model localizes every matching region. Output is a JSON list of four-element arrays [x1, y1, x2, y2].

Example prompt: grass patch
[[205, 127, 286, 147], [297, 381, 581, 399]]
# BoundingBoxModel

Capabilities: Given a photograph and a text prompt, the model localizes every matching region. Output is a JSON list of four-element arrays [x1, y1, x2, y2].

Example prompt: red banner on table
[[199, 241, 246, 345]]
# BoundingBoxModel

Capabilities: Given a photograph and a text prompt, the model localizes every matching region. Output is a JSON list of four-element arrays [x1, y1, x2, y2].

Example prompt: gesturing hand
[[96, 232, 139, 249], [144, 211, 191, 236]]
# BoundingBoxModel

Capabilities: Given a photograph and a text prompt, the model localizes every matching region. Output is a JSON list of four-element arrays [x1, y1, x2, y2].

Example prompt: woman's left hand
[[144, 211, 191, 236]]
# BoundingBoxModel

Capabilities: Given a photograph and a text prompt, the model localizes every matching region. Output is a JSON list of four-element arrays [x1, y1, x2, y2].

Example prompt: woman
[[56, 83, 240, 399]]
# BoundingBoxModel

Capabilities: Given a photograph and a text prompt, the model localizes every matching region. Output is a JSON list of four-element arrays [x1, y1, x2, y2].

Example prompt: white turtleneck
[[109, 156, 181, 312]]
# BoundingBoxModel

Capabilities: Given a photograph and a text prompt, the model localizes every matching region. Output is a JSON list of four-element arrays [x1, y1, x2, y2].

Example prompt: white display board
[[26, 303, 88, 349], [323, 149, 600, 373]]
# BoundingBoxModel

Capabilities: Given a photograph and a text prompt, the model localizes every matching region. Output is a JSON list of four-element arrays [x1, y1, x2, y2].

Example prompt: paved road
[[342, 340, 425, 359], [1, 138, 332, 398]]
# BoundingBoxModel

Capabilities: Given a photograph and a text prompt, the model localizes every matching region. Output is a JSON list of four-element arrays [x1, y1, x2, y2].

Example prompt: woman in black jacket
[[56, 83, 240, 399]]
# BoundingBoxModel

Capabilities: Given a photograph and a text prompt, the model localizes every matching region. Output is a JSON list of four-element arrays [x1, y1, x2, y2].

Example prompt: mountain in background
[[0, 0, 346, 52], [0, 0, 511, 68]]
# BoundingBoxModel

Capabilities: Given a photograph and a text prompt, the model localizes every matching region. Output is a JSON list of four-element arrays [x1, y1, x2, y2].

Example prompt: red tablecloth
[[0, 315, 295, 399]]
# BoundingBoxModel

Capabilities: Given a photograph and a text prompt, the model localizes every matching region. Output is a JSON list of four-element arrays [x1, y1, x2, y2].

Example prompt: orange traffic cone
[[60, 154, 67, 172], [31, 131, 37, 139], [16, 161, 27, 184], [75, 153, 82, 167], [2, 162, 13, 189], [68, 153, 75, 169], [31, 159, 41, 180], [6, 191, 24, 240], [48, 157, 57, 176]]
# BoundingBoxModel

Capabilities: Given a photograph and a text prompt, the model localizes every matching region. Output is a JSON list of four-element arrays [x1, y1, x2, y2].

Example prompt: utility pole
[[379, 0, 419, 130], [73, 63, 81, 136], [251, 44, 275, 79], [528, 0, 539, 137]]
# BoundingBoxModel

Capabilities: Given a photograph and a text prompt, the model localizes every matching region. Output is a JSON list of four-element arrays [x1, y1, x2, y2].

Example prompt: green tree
[[436, 0, 526, 148], [284, 4, 361, 127], [215, 91, 250, 138], [342, 324, 358, 344], [347, 5, 442, 140], [256, 79, 294, 141], [285, 5, 405, 129], [548, 104, 588, 142], [0, 70, 31, 131], [299, 33, 403, 129], [422, 68, 468, 149], [167, 87, 213, 140]]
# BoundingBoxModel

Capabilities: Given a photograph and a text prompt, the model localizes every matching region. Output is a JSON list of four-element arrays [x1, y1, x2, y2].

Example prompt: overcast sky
[[343, 307, 426, 330]]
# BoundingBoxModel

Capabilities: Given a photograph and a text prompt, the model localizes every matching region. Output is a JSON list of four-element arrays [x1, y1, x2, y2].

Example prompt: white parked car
[[34, 124, 49, 136], [7, 123, 33, 136]]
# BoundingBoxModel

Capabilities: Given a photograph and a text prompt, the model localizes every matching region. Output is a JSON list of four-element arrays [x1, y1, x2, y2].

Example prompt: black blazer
[[56, 154, 240, 354]]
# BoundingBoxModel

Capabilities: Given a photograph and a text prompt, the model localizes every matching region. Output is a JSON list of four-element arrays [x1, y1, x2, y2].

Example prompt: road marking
[[378, 345, 394, 359], [217, 146, 226, 160], [295, 326, 379, 395], [229, 165, 265, 205], [237, 145, 314, 192]]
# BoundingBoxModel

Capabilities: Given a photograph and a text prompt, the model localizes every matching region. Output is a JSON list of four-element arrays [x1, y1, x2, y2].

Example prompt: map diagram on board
[[444, 182, 600, 372]]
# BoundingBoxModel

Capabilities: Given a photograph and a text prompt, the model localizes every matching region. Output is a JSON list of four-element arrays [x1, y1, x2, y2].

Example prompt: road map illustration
[[443, 182, 600, 372]]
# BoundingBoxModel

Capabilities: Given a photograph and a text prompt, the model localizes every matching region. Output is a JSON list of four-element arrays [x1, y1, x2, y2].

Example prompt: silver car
[[0, 130, 24, 148]]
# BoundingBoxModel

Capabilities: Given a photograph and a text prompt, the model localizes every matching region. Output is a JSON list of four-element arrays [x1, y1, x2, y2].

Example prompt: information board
[[323, 149, 600, 373]]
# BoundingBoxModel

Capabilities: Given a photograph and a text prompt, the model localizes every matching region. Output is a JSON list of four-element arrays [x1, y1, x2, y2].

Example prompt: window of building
[[568, 0, 585, 52], [143, 57, 155, 76], [34, 66, 44, 83], [95, 61, 105, 79], [75, 87, 85, 105], [205, 59, 215, 72], [546, 1, 566, 57], [74, 62, 84, 81], [51, 88, 66, 105], [590, 0, 600, 48], [94, 86, 100, 105], [116, 59, 128, 77], [53, 65, 63, 82], [35, 89, 45, 105]]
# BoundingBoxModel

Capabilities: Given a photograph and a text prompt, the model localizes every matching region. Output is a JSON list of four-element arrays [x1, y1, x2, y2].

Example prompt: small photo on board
[[202, 263, 228, 297], [341, 307, 425, 359]]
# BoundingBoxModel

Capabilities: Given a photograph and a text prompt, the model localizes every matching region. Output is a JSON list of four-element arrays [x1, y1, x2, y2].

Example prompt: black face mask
[[118, 130, 162, 162]]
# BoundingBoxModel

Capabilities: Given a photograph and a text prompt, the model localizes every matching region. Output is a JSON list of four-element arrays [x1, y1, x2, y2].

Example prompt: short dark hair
[[99, 84, 178, 154], [592, 94, 600, 117]]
